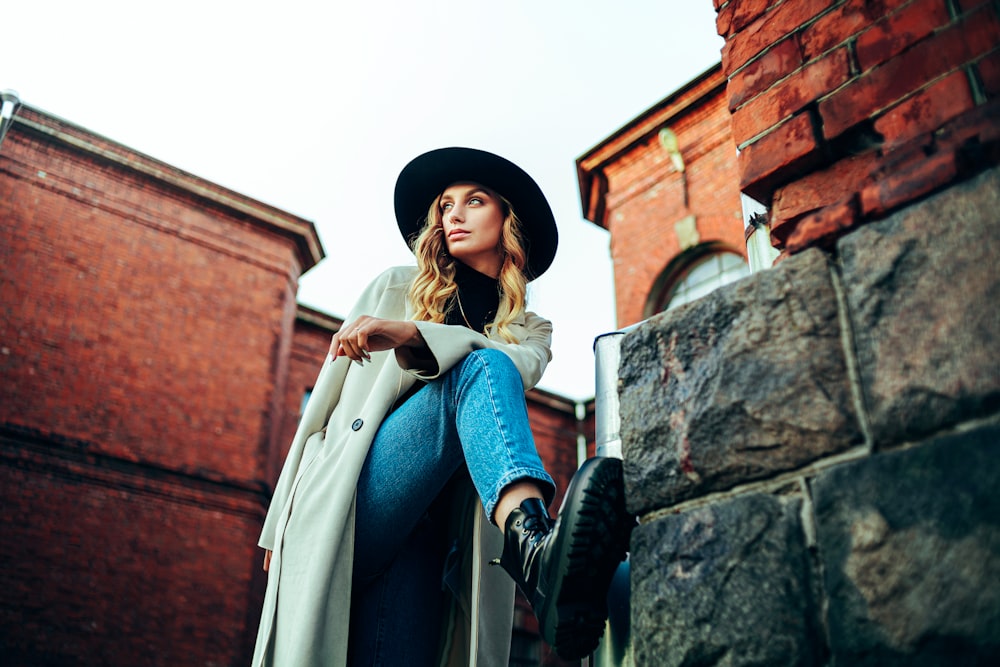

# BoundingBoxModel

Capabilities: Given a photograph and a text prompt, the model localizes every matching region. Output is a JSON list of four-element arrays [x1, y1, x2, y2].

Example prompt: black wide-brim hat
[[394, 147, 559, 281]]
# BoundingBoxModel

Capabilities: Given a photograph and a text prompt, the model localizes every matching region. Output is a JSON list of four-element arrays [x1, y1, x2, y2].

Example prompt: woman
[[252, 147, 632, 666]]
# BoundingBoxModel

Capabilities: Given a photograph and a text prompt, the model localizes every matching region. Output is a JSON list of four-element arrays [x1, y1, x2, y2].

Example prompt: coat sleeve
[[395, 311, 553, 390]]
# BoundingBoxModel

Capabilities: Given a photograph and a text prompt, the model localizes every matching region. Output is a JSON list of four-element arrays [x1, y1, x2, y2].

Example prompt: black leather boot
[[498, 456, 632, 660]]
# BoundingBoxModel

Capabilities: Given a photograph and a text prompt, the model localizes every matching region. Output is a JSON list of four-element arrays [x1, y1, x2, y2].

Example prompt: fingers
[[328, 318, 420, 365], [341, 334, 368, 364], [331, 317, 374, 365], [341, 327, 370, 363]]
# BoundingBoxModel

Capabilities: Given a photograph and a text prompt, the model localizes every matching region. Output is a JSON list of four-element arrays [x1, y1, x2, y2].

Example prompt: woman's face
[[439, 182, 505, 277]]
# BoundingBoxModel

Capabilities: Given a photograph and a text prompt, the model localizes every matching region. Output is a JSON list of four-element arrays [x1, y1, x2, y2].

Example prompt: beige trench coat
[[251, 266, 553, 667]]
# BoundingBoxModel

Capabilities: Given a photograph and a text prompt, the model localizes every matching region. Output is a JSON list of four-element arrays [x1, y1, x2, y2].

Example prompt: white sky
[[4, 1, 724, 400]]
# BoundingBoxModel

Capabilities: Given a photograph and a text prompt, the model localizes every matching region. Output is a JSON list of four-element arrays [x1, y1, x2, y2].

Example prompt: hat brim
[[394, 147, 558, 281]]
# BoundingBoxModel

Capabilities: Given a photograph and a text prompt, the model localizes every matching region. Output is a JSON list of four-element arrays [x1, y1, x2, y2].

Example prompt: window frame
[[644, 242, 750, 318]]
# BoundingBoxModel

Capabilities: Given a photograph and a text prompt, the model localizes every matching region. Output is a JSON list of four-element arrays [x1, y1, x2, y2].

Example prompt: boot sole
[[537, 456, 632, 660]]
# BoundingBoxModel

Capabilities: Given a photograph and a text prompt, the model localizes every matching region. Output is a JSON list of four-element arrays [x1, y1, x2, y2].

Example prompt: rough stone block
[[631, 492, 821, 666], [838, 166, 1000, 446], [812, 423, 1000, 665], [620, 248, 862, 515]]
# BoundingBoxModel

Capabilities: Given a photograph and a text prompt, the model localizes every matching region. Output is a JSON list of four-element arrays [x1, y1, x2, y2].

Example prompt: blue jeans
[[348, 348, 555, 666]]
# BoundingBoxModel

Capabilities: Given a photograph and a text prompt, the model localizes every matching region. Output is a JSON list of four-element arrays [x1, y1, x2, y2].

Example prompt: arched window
[[646, 243, 750, 316]]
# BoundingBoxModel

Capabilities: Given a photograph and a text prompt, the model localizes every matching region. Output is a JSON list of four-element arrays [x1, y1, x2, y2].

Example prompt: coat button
[[351, 418, 364, 431]]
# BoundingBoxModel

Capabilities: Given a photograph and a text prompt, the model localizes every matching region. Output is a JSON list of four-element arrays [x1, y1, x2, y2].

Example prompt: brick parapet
[[8, 105, 324, 273], [715, 0, 1000, 254]]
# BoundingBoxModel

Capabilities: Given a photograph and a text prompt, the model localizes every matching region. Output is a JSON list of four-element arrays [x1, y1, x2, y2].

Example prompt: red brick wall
[[0, 108, 320, 666], [0, 436, 265, 666], [0, 114, 309, 485], [525, 390, 591, 510], [271, 310, 340, 480], [577, 66, 747, 327], [717, 0, 1000, 253]]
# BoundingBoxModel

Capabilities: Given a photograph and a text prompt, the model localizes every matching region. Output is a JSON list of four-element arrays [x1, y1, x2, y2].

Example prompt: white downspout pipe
[[0, 90, 22, 150], [590, 326, 639, 667]]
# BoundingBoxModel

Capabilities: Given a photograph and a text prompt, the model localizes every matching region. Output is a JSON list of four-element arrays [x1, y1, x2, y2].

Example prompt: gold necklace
[[455, 291, 476, 331]]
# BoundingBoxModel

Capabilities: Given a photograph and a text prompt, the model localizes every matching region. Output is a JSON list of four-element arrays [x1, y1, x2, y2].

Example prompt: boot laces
[[522, 513, 552, 546]]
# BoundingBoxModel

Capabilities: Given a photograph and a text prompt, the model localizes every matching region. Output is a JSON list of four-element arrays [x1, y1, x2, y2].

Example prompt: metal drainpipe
[[576, 400, 589, 469], [0, 90, 22, 150], [594, 331, 628, 458], [590, 326, 639, 667]]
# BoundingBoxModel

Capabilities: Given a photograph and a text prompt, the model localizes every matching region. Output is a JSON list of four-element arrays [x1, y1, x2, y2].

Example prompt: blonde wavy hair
[[407, 188, 528, 343]]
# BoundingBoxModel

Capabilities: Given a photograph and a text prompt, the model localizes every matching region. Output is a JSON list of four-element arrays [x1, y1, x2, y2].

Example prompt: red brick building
[[576, 64, 750, 327], [0, 103, 589, 666]]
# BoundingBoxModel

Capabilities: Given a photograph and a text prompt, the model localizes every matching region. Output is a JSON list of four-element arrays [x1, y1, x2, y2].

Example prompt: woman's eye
[[441, 202, 453, 211], [468, 197, 482, 206]]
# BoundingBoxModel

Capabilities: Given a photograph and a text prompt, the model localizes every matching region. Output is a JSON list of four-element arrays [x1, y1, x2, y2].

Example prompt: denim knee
[[467, 347, 513, 366], [459, 348, 520, 381]]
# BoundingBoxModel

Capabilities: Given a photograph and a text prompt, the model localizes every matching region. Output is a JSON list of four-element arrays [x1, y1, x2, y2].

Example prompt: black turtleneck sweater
[[389, 262, 502, 411], [445, 261, 501, 333]]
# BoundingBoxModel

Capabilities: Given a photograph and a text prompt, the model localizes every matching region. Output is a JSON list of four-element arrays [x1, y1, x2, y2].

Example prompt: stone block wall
[[619, 166, 999, 665]]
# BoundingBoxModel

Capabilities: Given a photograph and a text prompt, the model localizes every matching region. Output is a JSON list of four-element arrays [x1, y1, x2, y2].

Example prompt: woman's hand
[[329, 316, 427, 363], [263, 549, 272, 572]]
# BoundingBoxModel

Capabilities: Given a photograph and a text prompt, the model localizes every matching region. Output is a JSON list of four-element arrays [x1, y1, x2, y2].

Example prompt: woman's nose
[[447, 206, 464, 223]]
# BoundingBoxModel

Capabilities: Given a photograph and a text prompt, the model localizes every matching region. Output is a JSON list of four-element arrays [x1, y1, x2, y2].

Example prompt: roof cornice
[[11, 104, 325, 272], [576, 63, 725, 228]]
